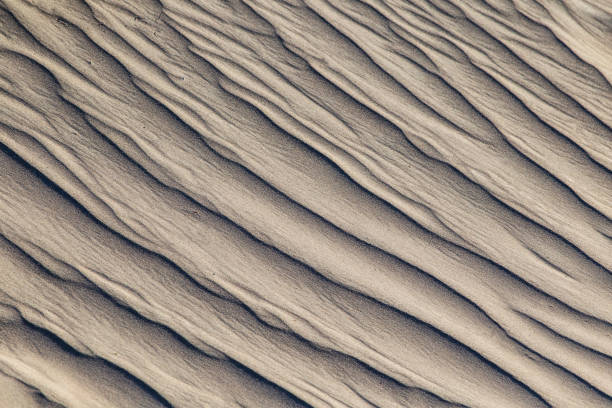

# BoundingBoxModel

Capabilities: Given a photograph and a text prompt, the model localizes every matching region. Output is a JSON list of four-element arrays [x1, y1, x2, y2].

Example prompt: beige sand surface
[[0, 0, 610, 407]]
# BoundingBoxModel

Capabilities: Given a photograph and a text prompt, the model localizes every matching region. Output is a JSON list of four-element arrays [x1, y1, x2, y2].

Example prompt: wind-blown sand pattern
[[0, 0, 610, 406]]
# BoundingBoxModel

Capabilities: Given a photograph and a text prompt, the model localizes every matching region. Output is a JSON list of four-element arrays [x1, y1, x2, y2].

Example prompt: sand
[[0, 0, 610, 407]]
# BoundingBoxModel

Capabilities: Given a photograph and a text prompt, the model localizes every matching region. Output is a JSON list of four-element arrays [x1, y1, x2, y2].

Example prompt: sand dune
[[0, 0, 610, 407]]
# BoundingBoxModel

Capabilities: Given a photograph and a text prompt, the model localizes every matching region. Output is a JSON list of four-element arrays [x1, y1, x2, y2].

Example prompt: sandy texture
[[0, 0, 610, 407]]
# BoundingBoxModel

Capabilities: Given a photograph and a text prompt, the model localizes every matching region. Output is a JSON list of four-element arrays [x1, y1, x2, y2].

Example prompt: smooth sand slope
[[0, 0, 610, 407]]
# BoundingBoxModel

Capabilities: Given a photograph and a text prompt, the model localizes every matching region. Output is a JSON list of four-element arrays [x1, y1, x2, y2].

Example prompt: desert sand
[[0, 0, 610, 407]]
